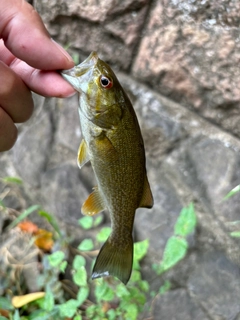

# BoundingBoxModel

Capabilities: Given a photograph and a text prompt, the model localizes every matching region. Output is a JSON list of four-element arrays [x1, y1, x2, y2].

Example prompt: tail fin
[[92, 236, 133, 285]]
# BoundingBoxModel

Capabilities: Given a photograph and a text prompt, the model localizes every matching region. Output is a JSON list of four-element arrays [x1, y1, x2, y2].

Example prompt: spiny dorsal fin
[[81, 187, 106, 216], [78, 139, 90, 169], [139, 175, 154, 209]]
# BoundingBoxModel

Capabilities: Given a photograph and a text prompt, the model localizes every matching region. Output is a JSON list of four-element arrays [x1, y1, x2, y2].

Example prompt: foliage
[[153, 202, 197, 275], [223, 184, 240, 200], [0, 176, 197, 319], [223, 184, 240, 238], [0, 184, 150, 320]]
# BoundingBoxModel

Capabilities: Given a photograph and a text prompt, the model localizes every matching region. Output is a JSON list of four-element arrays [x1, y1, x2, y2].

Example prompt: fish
[[61, 52, 153, 285]]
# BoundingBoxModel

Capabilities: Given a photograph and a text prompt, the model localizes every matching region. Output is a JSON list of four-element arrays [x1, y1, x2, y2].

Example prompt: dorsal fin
[[139, 175, 154, 209]]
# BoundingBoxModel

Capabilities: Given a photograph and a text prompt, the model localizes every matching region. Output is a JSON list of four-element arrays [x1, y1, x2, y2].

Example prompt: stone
[[104, 6, 148, 47], [36, 0, 150, 70], [36, 0, 149, 23], [187, 252, 240, 320], [41, 163, 89, 225], [118, 74, 240, 314], [152, 289, 208, 320], [132, 0, 240, 135], [55, 95, 81, 153], [12, 98, 53, 187]]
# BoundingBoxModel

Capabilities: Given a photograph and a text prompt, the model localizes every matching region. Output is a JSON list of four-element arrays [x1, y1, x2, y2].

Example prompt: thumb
[[0, 0, 74, 70]]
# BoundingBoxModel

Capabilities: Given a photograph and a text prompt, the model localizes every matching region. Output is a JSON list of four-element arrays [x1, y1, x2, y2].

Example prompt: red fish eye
[[100, 75, 113, 89]]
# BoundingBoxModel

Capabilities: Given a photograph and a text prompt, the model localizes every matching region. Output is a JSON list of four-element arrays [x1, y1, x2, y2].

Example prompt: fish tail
[[92, 235, 133, 285]]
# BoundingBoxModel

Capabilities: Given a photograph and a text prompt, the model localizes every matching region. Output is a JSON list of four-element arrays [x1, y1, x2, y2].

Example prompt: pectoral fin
[[78, 139, 90, 168], [93, 134, 118, 162], [139, 175, 154, 209], [81, 187, 106, 216]]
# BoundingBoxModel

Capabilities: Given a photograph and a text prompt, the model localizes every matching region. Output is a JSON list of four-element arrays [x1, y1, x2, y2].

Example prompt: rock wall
[[1, 1, 240, 319]]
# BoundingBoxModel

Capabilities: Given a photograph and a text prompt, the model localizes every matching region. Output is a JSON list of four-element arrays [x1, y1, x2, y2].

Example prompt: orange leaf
[[34, 229, 54, 251], [18, 221, 39, 234], [0, 308, 10, 318]]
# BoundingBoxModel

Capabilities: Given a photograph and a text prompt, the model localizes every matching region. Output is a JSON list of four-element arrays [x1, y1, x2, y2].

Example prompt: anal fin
[[139, 175, 154, 209], [78, 139, 90, 169], [81, 187, 106, 216]]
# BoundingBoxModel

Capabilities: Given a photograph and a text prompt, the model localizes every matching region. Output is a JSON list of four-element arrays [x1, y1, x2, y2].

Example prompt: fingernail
[[51, 39, 74, 64]]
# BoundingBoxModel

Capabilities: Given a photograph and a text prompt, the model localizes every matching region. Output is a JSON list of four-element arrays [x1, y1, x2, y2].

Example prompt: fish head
[[61, 52, 124, 128]]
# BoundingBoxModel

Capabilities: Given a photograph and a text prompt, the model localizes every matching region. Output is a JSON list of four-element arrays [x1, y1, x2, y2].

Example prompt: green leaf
[[158, 236, 188, 274], [96, 227, 111, 243], [13, 309, 20, 320], [139, 280, 149, 292], [128, 287, 146, 305], [107, 309, 117, 320], [73, 315, 82, 320], [133, 239, 149, 270], [60, 260, 67, 273], [102, 287, 114, 302], [125, 303, 138, 320], [174, 203, 196, 237], [38, 210, 62, 236], [0, 316, 8, 320], [224, 185, 240, 200], [2, 176, 23, 185], [28, 310, 48, 320], [86, 305, 98, 318], [130, 270, 141, 282], [134, 239, 149, 261], [230, 231, 240, 238], [43, 286, 54, 311], [7, 205, 41, 230], [93, 215, 103, 227], [159, 280, 171, 294], [58, 299, 79, 318], [48, 251, 65, 267], [78, 238, 94, 251], [73, 255, 86, 269], [0, 199, 6, 208], [116, 283, 130, 298], [150, 290, 157, 298], [78, 216, 93, 229], [0, 297, 14, 310], [95, 280, 114, 303], [28, 307, 59, 320], [73, 266, 87, 286], [72, 53, 80, 65], [77, 286, 89, 306]]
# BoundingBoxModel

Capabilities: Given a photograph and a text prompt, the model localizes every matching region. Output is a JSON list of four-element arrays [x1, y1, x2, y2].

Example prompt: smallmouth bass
[[61, 52, 153, 285]]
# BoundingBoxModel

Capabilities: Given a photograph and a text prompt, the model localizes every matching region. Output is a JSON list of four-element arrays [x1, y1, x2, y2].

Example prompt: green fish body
[[61, 52, 153, 284]]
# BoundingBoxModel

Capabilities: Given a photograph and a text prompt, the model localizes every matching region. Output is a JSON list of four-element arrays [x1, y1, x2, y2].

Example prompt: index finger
[[0, 0, 74, 70]]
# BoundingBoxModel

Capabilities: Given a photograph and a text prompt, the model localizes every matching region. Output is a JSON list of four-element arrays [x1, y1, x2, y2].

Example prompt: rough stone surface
[[187, 252, 240, 320], [1, 1, 240, 318], [41, 163, 89, 225], [35, 0, 149, 70], [152, 289, 208, 320], [12, 97, 53, 187], [132, 0, 240, 135]]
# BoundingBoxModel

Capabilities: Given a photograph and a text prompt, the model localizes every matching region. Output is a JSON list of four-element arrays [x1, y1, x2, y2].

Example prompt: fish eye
[[99, 75, 113, 89]]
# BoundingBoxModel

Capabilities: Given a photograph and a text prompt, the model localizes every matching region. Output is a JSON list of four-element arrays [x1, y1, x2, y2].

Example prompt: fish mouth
[[61, 51, 99, 90]]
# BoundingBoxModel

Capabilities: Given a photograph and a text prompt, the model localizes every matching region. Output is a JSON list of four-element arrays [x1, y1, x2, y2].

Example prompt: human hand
[[0, 0, 75, 151]]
